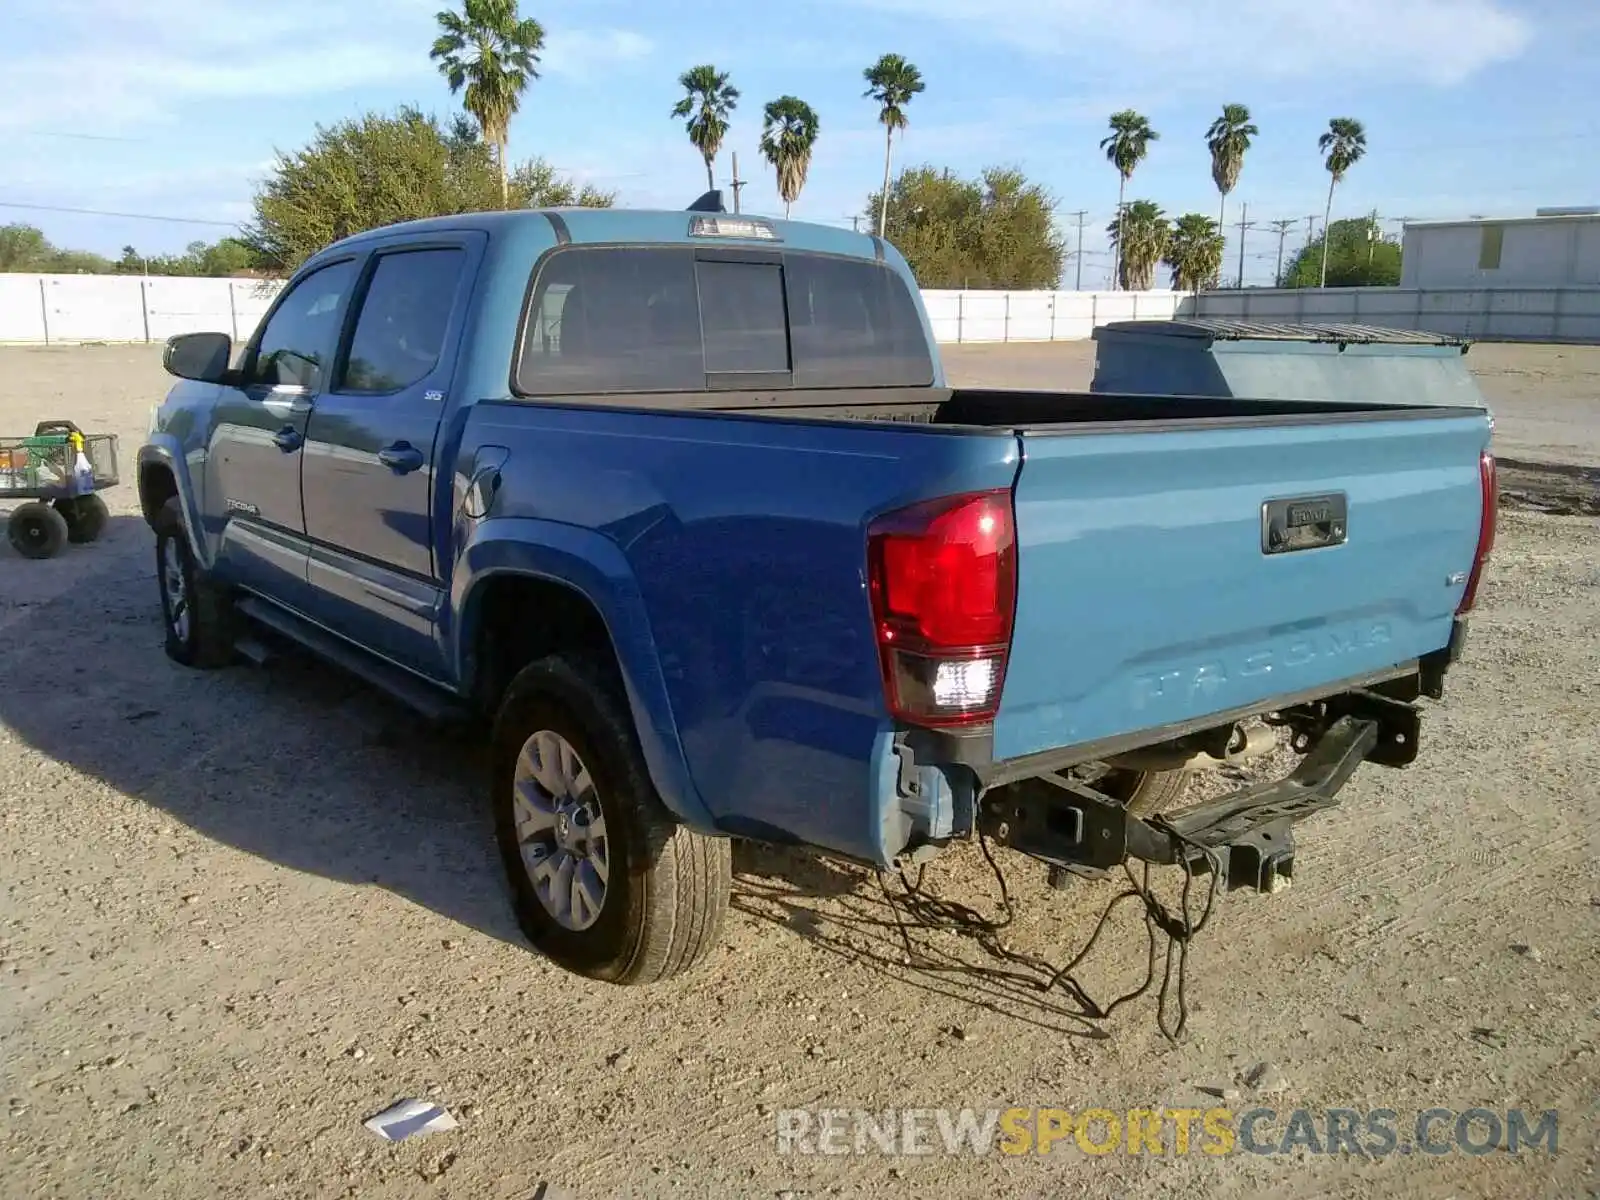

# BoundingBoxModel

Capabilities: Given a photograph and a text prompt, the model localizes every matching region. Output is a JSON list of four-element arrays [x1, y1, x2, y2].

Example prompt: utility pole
[[1268, 219, 1295, 286], [1069, 209, 1088, 290], [850, 215, 860, 233], [728, 152, 746, 214], [1235, 202, 1253, 289]]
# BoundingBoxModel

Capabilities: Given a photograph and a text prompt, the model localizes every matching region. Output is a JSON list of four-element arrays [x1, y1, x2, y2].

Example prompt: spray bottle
[[70, 431, 95, 494]]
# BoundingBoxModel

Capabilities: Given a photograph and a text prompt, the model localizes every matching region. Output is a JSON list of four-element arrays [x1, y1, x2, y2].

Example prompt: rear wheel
[[491, 654, 730, 984], [55, 494, 109, 544], [7, 502, 68, 560]]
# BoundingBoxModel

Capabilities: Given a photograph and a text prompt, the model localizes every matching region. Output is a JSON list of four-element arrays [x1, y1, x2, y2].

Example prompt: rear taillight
[[867, 490, 1017, 727], [1457, 450, 1498, 614]]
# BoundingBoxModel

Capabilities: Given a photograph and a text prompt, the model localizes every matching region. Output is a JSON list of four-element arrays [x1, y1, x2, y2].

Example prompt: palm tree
[[1206, 103, 1258, 235], [430, 0, 545, 205], [1164, 213, 1226, 292], [1318, 117, 1367, 286], [1107, 199, 1169, 290], [671, 65, 739, 193], [759, 97, 820, 219], [1101, 110, 1159, 290], [863, 54, 925, 237]]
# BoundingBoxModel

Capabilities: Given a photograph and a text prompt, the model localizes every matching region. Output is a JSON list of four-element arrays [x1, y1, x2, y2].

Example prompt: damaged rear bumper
[[979, 687, 1422, 895]]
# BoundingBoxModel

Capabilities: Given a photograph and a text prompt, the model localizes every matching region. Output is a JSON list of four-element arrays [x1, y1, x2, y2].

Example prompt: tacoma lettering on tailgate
[[1131, 621, 1393, 709]]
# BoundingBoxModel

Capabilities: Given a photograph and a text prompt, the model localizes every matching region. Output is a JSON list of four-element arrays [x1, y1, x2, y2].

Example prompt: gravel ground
[[1, 343, 1597, 1200]]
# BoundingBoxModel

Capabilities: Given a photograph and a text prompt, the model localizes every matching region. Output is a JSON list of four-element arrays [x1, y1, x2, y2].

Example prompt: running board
[[233, 596, 467, 725]]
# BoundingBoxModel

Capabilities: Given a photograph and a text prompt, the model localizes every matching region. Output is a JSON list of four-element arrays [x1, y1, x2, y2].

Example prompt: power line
[[11, 129, 151, 144], [0, 200, 240, 228]]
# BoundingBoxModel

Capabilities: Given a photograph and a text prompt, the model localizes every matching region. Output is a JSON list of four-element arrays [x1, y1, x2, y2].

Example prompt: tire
[[8, 502, 69, 560], [56, 494, 109, 544], [491, 654, 731, 985], [1104, 767, 1193, 819], [154, 497, 235, 669]]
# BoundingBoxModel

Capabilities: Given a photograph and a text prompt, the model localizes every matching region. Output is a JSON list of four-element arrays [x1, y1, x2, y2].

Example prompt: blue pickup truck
[[139, 200, 1497, 985]]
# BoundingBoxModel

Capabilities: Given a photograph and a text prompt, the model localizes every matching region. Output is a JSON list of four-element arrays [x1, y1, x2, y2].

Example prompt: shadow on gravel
[[732, 841, 1142, 1039], [4, 516, 1200, 1032], [0, 516, 525, 947]]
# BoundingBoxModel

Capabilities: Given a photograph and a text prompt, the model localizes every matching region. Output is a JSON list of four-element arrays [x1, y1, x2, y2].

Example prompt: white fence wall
[[3, 273, 1599, 346], [0, 274, 1184, 347], [920, 289, 1184, 342], [1, 275, 285, 345]]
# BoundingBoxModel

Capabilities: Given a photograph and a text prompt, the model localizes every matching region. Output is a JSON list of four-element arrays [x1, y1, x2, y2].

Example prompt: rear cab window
[[514, 244, 933, 398]]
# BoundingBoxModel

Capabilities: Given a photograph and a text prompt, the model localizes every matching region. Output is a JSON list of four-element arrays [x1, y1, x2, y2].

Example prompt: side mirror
[[164, 331, 233, 384]]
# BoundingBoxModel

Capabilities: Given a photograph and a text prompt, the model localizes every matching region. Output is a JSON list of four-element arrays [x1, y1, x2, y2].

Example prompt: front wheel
[[491, 654, 731, 984], [154, 498, 235, 668]]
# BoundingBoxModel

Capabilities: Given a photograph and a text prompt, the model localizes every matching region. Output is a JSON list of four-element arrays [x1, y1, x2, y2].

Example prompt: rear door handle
[[377, 443, 425, 474], [272, 426, 303, 453]]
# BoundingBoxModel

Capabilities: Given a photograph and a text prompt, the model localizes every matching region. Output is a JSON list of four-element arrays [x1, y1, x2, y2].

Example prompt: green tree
[[1101, 110, 1159, 290], [431, 0, 546, 204], [507, 159, 616, 208], [863, 54, 926, 237], [1107, 199, 1169, 290], [671, 65, 739, 193], [1280, 214, 1399, 288], [866, 165, 1064, 289], [247, 107, 606, 271], [199, 236, 266, 276], [1318, 117, 1367, 286], [1163, 213, 1225, 292], [759, 96, 820, 218], [1206, 103, 1258, 235], [0, 224, 54, 271]]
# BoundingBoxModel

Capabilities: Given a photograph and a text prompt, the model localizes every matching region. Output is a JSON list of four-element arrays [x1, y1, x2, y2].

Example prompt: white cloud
[[842, 0, 1533, 87], [543, 28, 655, 78], [0, 0, 656, 133]]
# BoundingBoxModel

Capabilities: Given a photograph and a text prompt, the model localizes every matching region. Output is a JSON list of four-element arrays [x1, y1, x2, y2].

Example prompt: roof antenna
[[688, 190, 726, 213]]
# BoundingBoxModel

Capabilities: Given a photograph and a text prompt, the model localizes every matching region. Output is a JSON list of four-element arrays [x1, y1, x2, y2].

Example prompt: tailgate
[[994, 410, 1491, 762]]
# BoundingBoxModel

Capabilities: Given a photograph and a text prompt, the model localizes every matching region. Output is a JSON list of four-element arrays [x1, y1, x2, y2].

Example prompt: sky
[[2, 0, 1597, 286]]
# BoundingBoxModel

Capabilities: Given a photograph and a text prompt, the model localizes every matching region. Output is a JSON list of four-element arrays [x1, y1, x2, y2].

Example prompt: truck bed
[[465, 387, 1491, 862], [544, 384, 1472, 431]]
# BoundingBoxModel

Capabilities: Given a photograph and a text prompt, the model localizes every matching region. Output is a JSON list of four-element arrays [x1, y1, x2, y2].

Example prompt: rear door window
[[517, 247, 702, 395], [337, 248, 465, 394], [785, 255, 934, 388]]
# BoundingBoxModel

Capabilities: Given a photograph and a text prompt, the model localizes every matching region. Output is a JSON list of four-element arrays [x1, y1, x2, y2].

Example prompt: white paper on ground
[[363, 1098, 460, 1141]]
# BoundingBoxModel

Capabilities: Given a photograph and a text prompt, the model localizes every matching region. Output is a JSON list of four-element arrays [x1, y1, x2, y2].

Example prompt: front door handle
[[377, 442, 425, 474], [272, 426, 303, 453]]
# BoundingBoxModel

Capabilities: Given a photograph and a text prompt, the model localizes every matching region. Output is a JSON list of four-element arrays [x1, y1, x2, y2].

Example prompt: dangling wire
[[876, 823, 1226, 1044]]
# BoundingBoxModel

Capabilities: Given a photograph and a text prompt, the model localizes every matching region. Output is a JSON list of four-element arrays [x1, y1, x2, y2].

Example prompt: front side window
[[339, 248, 465, 394], [247, 259, 358, 390]]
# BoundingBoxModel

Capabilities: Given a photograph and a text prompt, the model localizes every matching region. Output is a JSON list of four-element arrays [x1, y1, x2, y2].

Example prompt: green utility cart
[[1, 420, 120, 559]]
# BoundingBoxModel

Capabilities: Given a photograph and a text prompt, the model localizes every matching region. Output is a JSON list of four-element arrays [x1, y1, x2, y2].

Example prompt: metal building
[[1400, 209, 1600, 288]]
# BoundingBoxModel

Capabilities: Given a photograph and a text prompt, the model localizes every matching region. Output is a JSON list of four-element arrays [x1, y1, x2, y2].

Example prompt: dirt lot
[[1, 342, 1596, 1200]]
